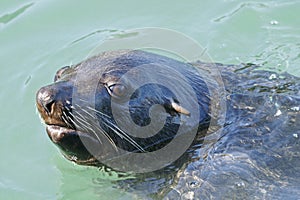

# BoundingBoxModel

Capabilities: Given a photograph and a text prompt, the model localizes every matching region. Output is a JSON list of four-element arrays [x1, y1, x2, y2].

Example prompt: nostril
[[44, 100, 55, 115], [36, 87, 55, 115]]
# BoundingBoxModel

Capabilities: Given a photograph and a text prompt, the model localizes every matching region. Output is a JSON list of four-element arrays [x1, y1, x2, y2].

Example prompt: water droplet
[[270, 20, 279, 25], [70, 155, 78, 161], [236, 181, 245, 188], [269, 74, 277, 80], [274, 110, 282, 117], [189, 180, 200, 188], [291, 107, 300, 111]]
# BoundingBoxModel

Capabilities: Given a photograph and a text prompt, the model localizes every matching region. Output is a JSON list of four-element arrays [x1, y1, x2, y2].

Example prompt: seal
[[36, 50, 300, 199], [36, 50, 211, 166]]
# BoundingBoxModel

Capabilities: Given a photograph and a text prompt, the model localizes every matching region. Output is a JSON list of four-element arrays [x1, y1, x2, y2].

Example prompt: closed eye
[[107, 84, 127, 98]]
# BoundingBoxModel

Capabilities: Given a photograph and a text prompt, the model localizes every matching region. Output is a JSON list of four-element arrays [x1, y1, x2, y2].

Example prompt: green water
[[0, 0, 299, 199]]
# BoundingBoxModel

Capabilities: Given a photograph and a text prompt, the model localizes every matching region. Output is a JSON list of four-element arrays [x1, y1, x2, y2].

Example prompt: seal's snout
[[36, 87, 55, 115], [36, 81, 73, 127]]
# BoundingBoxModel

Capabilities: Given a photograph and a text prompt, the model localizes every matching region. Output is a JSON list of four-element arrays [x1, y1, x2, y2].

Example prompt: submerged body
[[36, 50, 300, 199]]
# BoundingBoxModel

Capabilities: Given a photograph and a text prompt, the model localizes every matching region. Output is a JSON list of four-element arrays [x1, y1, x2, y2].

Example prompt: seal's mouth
[[45, 124, 99, 165], [45, 124, 100, 148], [45, 124, 95, 145]]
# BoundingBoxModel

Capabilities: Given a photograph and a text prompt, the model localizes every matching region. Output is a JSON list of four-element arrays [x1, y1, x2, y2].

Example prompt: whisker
[[77, 106, 98, 120], [62, 112, 75, 129], [64, 101, 145, 152], [91, 124, 117, 149], [77, 98, 90, 103], [72, 109, 113, 147], [75, 106, 120, 148], [101, 117, 145, 152], [86, 106, 111, 118]]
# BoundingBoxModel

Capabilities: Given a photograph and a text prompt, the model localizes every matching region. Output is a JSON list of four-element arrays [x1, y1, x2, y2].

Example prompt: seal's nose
[[36, 87, 55, 115]]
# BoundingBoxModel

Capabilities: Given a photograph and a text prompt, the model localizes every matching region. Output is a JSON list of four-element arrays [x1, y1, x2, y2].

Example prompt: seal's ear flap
[[170, 100, 190, 116]]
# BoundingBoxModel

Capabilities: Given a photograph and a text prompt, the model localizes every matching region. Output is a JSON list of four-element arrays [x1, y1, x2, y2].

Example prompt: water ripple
[[70, 29, 119, 45], [213, 2, 268, 22], [0, 2, 34, 25]]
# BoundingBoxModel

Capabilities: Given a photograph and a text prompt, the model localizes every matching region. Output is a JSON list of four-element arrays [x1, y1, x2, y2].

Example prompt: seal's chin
[[46, 125, 99, 165]]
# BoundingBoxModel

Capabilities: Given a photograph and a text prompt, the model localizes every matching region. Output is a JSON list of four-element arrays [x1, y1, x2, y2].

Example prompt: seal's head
[[36, 50, 210, 167]]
